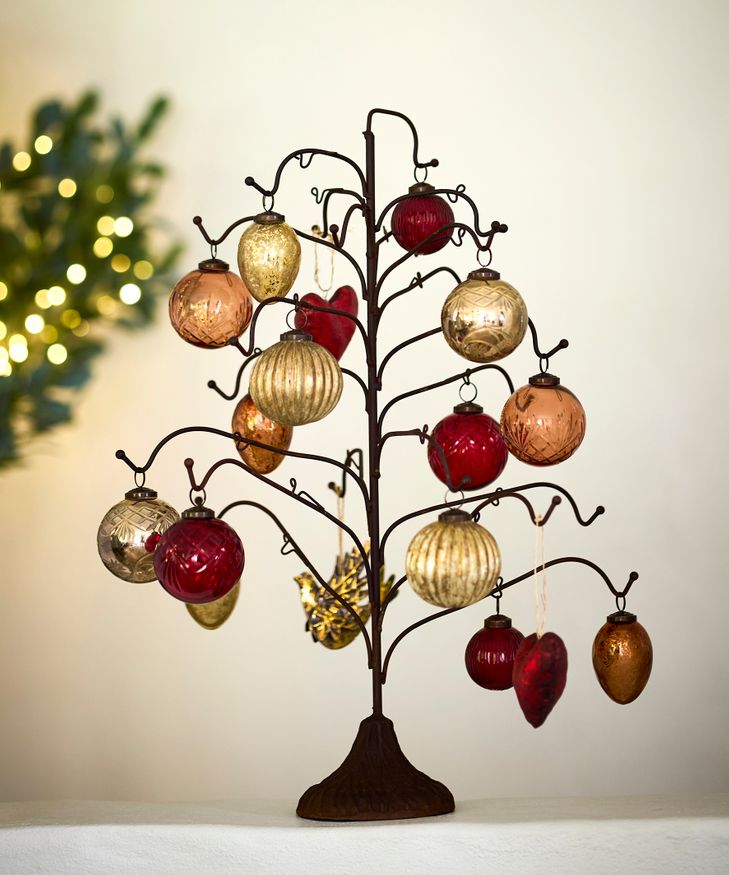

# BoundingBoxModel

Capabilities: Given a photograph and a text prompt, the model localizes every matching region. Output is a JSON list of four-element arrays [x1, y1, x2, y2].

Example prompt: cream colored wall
[[1, 0, 727, 803]]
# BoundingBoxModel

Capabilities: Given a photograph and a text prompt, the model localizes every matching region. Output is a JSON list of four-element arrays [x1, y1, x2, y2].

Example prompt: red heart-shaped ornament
[[294, 286, 358, 361], [512, 632, 568, 728]]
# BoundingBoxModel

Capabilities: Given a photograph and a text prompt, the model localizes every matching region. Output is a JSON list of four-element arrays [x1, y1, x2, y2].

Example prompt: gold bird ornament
[[295, 542, 395, 650]]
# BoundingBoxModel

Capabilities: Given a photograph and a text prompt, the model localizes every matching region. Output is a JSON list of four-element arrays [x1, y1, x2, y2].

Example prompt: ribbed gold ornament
[[405, 509, 501, 608], [249, 330, 343, 426], [237, 213, 301, 302], [441, 268, 528, 363]]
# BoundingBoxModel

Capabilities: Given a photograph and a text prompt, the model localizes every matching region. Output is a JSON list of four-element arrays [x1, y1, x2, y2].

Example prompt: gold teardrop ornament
[[295, 542, 396, 649], [186, 581, 241, 630]]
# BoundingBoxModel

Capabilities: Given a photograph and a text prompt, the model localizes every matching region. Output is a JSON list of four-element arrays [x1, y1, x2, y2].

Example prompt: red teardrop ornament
[[465, 614, 525, 690], [294, 286, 358, 360], [428, 402, 508, 491], [512, 632, 568, 727], [154, 508, 244, 604], [391, 183, 454, 255]]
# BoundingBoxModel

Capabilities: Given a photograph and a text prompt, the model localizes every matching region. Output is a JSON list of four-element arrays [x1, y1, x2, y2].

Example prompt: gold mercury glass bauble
[[441, 267, 528, 363], [237, 212, 301, 302], [186, 581, 241, 630], [405, 508, 501, 609], [168, 258, 253, 348], [249, 330, 343, 426], [97, 487, 179, 583]]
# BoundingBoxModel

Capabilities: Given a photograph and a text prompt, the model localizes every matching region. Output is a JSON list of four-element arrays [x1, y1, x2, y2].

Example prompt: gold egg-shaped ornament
[[168, 258, 253, 348], [186, 581, 241, 630], [405, 509, 501, 609], [441, 268, 528, 363], [249, 330, 343, 426], [237, 212, 301, 302], [592, 611, 653, 704], [232, 393, 293, 474]]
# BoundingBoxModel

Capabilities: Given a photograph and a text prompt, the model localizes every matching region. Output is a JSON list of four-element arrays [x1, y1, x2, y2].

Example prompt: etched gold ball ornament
[[237, 212, 301, 302], [441, 267, 528, 363], [405, 509, 501, 609], [250, 329, 343, 426]]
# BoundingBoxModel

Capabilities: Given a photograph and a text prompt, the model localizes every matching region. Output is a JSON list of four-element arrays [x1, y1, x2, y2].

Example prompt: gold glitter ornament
[[237, 212, 301, 302], [405, 509, 501, 608], [295, 543, 396, 650], [186, 581, 241, 630], [249, 330, 343, 426], [441, 268, 528, 363]]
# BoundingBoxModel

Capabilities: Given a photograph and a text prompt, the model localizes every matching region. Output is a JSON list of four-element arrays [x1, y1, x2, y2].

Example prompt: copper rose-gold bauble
[[237, 212, 301, 302], [500, 373, 586, 466], [441, 268, 528, 363], [592, 611, 653, 704], [231, 393, 293, 474], [405, 509, 501, 609], [249, 330, 343, 427], [168, 259, 252, 348]]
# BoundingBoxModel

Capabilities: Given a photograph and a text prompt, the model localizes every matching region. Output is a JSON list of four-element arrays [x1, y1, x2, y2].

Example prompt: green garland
[[0, 91, 181, 466]]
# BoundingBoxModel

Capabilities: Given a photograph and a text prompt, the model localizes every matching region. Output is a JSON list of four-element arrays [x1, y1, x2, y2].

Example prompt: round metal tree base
[[296, 714, 455, 822]]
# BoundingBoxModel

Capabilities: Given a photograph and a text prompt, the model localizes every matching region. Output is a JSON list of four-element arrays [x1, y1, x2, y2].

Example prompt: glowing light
[[96, 295, 117, 317], [119, 283, 141, 305], [9, 335, 29, 363], [72, 320, 90, 338], [58, 178, 77, 198], [25, 314, 45, 334], [133, 260, 154, 280], [0, 348, 8, 365], [111, 254, 131, 273], [24, 231, 41, 249], [34, 135, 53, 154], [97, 216, 115, 236], [96, 184, 114, 203], [35, 289, 51, 309], [13, 151, 31, 172], [48, 285, 67, 306], [93, 237, 113, 258], [40, 324, 58, 344], [114, 216, 133, 237], [0, 282, 7, 301], [0, 362, 11, 377], [47, 343, 68, 365], [61, 310, 81, 329], [0, 321, 6, 340], [66, 264, 86, 285]]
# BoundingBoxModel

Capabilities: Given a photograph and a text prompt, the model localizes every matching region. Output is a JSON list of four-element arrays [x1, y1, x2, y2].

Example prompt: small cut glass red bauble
[[391, 183, 454, 255], [153, 506, 244, 604], [465, 614, 525, 690]]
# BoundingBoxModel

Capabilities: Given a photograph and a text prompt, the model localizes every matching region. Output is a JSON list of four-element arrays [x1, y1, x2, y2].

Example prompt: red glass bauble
[[294, 285, 358, 360], [465, 614, 525, 690], [512, 632, 568, 728], [391, 183, 454, 255], [428, 402, 508, 491], [154, 506, 244, 604]]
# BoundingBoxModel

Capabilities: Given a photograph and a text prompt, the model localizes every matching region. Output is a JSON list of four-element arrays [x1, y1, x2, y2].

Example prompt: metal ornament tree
[[100, 109, 650, 822]]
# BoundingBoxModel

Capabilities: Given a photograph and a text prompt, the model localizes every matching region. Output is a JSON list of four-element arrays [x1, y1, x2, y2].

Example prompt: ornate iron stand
[[114, 109, 639, 821]]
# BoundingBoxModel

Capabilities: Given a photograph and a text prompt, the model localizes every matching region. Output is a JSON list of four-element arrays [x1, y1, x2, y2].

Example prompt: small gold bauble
[[237, 213, 301, 302], [250, 330, 343, 426], [405, 509, 501, 609], [186, 581, 240, 630], [441, 268, 528, 363]]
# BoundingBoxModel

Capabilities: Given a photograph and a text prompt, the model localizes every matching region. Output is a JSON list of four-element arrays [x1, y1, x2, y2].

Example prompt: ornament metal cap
[[607, 610, 638, 624], [197, 257, 230, 272], [438, 508, 471, 523], [182, 504, 216, 520], [254, 211, 285, 225], [453, 401, 484, 415], [124, 486, 158, 501], [528, 372, 561, 387], [484, 613, 512, 629], [467, 267, 501, 282], [280, 328, 313, 343], [408, 182, 435, 195]]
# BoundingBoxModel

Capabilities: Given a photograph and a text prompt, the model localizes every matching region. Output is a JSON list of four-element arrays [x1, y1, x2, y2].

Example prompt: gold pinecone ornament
[[406, 509, 501, 608]]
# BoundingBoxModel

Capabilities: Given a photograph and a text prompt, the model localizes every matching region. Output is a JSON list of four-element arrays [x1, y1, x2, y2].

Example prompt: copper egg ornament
[[232, 393, 293, 474], [592, 611, 653, 704], [441, 268, 528, 363], [237, 212, 301, 302]]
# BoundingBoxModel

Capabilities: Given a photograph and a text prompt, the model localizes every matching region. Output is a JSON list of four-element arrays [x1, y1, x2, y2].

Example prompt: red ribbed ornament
[[391, 183, 454, 255], [428, 402, 508, 490], [154, 506, 244, 604], [465, 614, 524, 690]]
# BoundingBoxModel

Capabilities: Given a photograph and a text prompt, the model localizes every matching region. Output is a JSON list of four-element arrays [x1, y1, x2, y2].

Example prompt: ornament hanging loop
[[443, 488, 465, 509], [539, 355, 550, 374], [533, 514, 548, 639], [285, 308, 298, 330], [458, 375, 478, 405], [476, 248, 493, 268], [312, 224, 335, 294], [493, 576, 504, 615], [134, 470, 146, 488], [262, 193, 274, 213], [414, 165, 429, 184], [616, 594, 627, 613], [210, 242, 218, 260], [188, 486, 207, 508]]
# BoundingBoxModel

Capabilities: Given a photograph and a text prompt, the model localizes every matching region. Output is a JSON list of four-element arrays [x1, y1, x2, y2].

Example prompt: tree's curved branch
[[245, 148, 366, 198], [375, 187, 501, 236], [377, 327, 441, 385], [207, 350, 262, 400], [366, 108, 439, 170], [377, 267, 462, 319]]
